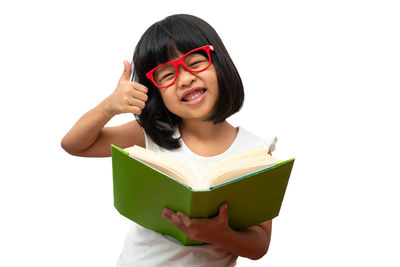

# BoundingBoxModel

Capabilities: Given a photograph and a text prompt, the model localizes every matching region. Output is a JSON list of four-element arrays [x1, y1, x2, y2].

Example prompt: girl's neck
[[179, 119, 238, 157], [179, 120, 229, 139]]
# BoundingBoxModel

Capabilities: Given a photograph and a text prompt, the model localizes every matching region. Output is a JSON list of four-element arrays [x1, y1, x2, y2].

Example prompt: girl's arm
[[162, 203, 272, 260], [61, 61, 148, 157]]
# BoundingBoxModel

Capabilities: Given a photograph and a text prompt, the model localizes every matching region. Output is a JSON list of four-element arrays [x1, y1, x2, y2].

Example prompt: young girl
[[62, 14, 277, 266]]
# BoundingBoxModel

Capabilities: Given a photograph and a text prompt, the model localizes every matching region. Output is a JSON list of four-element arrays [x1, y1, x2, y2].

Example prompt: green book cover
[[111, 144, 294, 246]]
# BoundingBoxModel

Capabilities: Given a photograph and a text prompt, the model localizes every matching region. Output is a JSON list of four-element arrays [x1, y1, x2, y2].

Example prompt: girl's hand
[[162, 203, 232, 244], [162, 203, 272, 259], [105, 60, 148, 116]]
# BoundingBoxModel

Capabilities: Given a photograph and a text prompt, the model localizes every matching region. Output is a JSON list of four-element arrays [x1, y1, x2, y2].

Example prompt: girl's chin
[[179, 106, 216, 122]]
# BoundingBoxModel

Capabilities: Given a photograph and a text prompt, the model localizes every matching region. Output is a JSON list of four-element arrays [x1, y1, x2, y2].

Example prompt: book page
[[124, 146, 201, 189], [208, 147, 269, 167], [202, 151, 281, 189]]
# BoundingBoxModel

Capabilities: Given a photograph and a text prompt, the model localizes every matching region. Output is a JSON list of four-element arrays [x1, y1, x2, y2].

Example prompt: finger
[[162, 208, 179, 222], [218, 203, 229, 221], [162, 208, 174, 221], [177, 212, 192, 227], [164, 211, 184, 228], [131, 90, 148, 103], [119, 60, 131, 82], [127, 98, 146, 110], [132, 83, 148, 94], [127, 106, 143, 115]]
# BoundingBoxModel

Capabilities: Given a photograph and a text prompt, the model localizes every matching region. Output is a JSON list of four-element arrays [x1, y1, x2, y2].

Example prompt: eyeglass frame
[[145, 45, 215, 89]]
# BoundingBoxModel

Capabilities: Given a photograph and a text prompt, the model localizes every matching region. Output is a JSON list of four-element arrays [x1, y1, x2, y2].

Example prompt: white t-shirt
[[116, 126, 277, 267]]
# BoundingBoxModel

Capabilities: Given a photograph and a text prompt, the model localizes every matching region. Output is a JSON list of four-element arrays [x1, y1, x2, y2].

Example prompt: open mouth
[[181, 89, 207, 102]]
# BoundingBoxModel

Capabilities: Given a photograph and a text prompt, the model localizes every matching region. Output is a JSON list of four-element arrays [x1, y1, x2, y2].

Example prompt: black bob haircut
[[132, 14, 244, 149]]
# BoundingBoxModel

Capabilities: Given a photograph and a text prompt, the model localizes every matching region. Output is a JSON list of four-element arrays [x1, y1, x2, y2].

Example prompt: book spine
[[190, 191, 220, 218], [176, 191, 204, 246]]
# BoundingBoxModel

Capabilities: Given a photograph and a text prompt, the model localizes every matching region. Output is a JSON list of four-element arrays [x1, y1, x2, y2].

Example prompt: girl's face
[[156, 49, 219, 122]]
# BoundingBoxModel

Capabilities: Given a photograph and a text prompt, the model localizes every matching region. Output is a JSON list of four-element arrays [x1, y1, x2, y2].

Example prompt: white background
[[1, 0, 399, 266]]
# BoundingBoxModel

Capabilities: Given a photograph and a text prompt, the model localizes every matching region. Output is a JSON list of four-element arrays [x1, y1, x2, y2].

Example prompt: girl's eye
[[187, 59, 208, 70], [154, 65, 175, 82], [161, 72, 175, 80], [190, 60, 203, 67], [184, 51, 209, 70]]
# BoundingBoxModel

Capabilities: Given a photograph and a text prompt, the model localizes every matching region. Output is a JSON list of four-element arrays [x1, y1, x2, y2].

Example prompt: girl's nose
[[176, 65, 196, 88]]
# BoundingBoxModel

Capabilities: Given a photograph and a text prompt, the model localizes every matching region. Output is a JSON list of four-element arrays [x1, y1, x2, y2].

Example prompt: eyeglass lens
[[153, 50, 210, 87]]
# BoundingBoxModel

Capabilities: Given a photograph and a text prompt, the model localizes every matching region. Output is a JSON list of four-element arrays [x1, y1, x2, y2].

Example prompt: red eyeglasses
[[146, 45, 215, 89]]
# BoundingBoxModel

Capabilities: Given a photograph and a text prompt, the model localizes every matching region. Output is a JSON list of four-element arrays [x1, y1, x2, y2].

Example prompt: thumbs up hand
[[106, 60, 148, 116]]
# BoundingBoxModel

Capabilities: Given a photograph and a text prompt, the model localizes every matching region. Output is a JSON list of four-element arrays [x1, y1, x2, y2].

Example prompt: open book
[[111, 144, 294, 245], [124, 145, 282, 190]]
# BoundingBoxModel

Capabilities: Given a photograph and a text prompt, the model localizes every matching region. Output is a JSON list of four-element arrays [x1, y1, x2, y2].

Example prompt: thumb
[[218, 203, 229, 222], [119, 60, 131, 82]]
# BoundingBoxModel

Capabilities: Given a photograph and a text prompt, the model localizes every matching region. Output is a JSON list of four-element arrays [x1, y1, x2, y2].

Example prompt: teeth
[[183, 90, 204, 102]]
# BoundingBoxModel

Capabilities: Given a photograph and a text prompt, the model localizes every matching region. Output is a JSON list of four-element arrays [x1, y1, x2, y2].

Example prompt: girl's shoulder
[[235, 126, 277, 154]]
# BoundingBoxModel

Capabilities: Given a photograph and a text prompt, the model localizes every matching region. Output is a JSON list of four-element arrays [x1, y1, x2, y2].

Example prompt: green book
[[111, 144, 294, 246]]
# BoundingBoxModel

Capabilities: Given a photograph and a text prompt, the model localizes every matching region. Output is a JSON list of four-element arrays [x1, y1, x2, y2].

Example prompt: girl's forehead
[[151, 42, 200, 65], [163, 46, 185, 62]]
